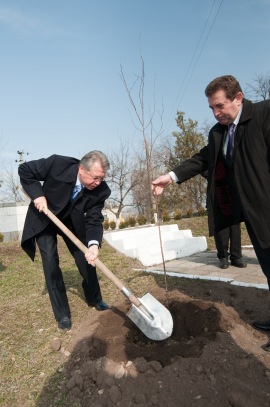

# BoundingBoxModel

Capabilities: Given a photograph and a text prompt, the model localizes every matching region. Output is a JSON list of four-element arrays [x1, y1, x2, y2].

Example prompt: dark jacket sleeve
[[172, 146, 209, 183], [18, 155, 57, 200]]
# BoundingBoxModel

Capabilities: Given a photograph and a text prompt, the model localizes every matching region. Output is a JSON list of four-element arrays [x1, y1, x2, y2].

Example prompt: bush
[[124, 218, 130, 227], [0, 232, 3, 243], [198, 206, 206, 217], [119, 221, 128, 229], [128, 216, 136, 227], [109, 220, 116, 230], [103, 220, 109, 230], [174, 210, 182, 220], [186, 208, 193, 218], [137, 214, 147, 225], [162, 211, 171, 222]]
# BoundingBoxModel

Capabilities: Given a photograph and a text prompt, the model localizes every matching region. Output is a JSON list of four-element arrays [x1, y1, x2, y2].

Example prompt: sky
[[1, 0, 270, 167]]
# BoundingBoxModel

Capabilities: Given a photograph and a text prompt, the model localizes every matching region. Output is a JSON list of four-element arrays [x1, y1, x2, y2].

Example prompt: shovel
[[44, 208, 173, 341]]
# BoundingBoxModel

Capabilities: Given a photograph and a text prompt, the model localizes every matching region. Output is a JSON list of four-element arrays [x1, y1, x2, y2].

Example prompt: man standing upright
[[19, 150, 111, 331], [152, 75, 270, 342]]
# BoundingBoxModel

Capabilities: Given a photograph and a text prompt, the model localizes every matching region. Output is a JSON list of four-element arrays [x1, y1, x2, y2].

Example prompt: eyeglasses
[[87, 171, 105, 182]]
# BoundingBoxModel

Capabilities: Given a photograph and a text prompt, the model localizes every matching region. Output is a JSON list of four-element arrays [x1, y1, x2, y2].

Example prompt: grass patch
[[0, 217, 251, 406]]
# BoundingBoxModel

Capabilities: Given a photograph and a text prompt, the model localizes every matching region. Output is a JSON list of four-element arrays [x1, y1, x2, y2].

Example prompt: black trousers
[[214, 223, 242, 260], [245, 221, 270, 289], [36, 222, 102, 321]]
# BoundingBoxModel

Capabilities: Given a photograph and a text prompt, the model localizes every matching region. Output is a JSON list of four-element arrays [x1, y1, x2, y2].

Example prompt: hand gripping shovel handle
[[45, 209, 142, 308]]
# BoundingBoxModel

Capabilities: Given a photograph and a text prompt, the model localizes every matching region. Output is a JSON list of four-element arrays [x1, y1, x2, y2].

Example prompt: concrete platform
[[144, 247, 269, 290], [104, 224, 207, 266]]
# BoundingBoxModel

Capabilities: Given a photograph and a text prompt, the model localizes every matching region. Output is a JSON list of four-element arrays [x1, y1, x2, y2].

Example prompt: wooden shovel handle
[[46, 209, 141, 307], [21, 188, 141, 307]]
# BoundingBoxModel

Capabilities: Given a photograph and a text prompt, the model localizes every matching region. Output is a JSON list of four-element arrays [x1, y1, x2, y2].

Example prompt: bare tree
[[246, 72, 270, 101], [1, 167, 24, 202], [0, 150, 31, 202], [0, 136, 8, 191], [131, 143, 169, 215], [106, 140, 141, 226], [120, 56, 164, 221], [130, 154, 150, 215]]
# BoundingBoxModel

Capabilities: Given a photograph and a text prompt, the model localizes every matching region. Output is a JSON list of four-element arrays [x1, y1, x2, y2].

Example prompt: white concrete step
[[104, 224, 207, 266]]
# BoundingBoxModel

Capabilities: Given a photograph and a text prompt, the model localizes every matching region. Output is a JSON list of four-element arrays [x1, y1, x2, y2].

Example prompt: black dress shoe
[[219, 258, 229, 269], [88, 300, 110, 311], [252, 320, 270, 332], [58, 316, 72, 331], [230, 258, 247, 268], [95, 300, 110, 311]]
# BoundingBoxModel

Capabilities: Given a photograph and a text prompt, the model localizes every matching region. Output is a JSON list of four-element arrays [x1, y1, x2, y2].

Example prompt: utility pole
[[15, 150, 29, 164]]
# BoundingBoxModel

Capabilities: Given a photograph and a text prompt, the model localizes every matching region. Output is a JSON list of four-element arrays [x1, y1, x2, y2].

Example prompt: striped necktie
[[226, 123, 235, 159]]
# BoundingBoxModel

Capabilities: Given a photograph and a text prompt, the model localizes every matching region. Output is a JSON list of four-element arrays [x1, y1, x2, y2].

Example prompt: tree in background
[[105, 140, 141, 227], [158, 111, 207, 215], [0, 137, 7, 197], [1, 167, 24, 202], [128, 142, 166, 216], [120, 56, 163, 221], [131, 163, 148, 215], [246, 71, 270, 101], [0, 148, 28, 203]]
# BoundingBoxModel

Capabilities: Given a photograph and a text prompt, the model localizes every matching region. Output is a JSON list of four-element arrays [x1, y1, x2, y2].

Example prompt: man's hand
[[152, 174, 173, 196], [34, 196, 48, 214], [85, 245, 99, 266]]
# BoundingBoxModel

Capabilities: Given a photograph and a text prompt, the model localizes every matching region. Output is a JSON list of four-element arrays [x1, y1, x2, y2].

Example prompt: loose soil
[[35, 281, 270, 407]]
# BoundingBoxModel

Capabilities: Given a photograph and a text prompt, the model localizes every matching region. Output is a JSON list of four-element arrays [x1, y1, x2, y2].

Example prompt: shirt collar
[[232, 105, 243, 127]]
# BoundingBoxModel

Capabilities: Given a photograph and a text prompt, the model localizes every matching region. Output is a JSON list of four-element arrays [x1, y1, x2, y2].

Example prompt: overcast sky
[[1, 0, 270, 166]]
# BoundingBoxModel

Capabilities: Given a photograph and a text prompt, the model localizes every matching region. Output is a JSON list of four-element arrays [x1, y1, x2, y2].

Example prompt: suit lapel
[[212, 125, 226, 163], [233, 99, 252, 159]]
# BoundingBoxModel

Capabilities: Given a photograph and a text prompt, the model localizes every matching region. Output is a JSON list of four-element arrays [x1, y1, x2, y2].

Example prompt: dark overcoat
[[172, 98, 270, 249], [19, 154, 111, 260]]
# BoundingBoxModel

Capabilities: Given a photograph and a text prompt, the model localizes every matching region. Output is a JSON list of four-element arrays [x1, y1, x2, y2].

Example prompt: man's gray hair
[[80, 150, 110, 171]]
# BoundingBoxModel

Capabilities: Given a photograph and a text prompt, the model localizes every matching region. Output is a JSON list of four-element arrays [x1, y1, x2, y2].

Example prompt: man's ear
[[235, 92, 243, 106], [78, 165, 84, 174]]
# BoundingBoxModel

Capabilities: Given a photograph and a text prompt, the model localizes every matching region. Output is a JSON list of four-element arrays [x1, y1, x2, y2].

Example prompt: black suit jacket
[[19, 154, 111, 260], [172, 98, 270, 248]]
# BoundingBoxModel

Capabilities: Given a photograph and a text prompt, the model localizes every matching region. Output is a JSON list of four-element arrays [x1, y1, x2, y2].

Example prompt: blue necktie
[[226, 123, 235, 159], [70, 184, 83, 201]]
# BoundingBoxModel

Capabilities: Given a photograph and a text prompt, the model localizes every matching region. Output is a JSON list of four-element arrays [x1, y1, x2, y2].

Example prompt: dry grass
[[0, 217, 251, 406], [0, 238, 155, 407]]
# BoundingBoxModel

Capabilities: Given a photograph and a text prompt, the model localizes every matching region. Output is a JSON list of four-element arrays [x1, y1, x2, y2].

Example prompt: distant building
[[0, 202, 29, 242], [0, 203, 119, 242]]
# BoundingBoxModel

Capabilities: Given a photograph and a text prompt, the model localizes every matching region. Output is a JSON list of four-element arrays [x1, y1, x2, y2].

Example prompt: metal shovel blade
[[127, 292, 173, 341]]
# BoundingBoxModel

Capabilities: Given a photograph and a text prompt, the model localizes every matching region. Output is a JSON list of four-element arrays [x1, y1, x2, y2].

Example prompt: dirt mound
[[43, 286, 270, 407]]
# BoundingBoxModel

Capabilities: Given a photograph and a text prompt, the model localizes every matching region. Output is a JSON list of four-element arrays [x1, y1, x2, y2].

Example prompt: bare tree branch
[[246, 72, 270, 101], [1, 167, 24, 202], [120, 55, 164, 221], [106, 140, 141, 226]]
